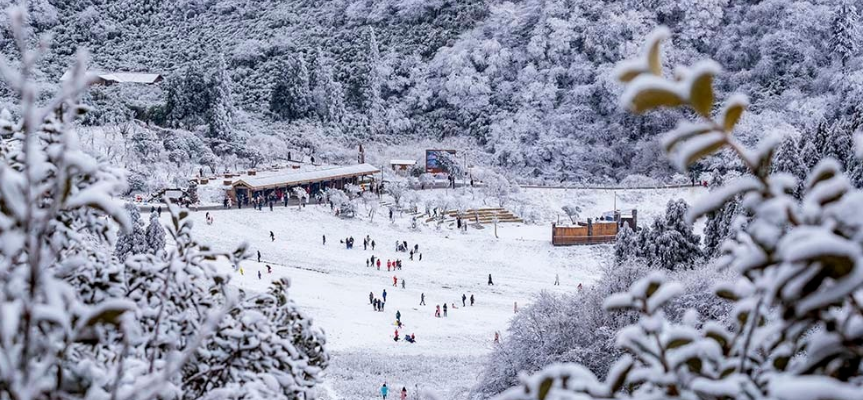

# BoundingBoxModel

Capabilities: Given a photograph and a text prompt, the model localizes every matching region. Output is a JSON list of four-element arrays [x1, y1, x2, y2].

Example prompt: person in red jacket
[[377, 259, 381, 270], [393, 275, 398, 286]]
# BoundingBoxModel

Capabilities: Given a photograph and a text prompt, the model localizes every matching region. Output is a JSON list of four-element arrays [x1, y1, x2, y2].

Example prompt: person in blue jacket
[[382, 289, 387, 302], [381, 383, 389, 399]]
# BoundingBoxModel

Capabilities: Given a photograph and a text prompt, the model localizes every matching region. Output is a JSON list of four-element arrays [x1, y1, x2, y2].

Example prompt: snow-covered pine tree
[[831, 0, 859, 68], [770, 134, 806, 198], [702, 196, 738, 257], [145, 211, 166, 253], [364, 27, 386, 136], [824, 118, 854, 167], [311, 48, 347, 125], [613, 224, 638, 265], [115, 202, 147, 261], [270, 54, 312, 121], [208, 53, 237, 156], [642, 199, 702, 270], [798, 125, 821, 172], [187, 179, 199, 204]]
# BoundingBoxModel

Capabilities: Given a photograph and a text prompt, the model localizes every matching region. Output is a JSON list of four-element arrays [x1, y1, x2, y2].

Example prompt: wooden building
[[552, 210, 638, 246]]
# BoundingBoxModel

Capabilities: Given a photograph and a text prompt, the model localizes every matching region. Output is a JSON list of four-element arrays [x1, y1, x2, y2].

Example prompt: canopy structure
[[233, 164, 380, 190], [229, 163, 380, 205]]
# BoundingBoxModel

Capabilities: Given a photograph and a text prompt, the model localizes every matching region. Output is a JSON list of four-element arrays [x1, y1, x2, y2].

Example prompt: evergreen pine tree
[[824, 119, 854, 167], [614, 224, 638, 265], [270, 54, 312, 121], [115, 203, 147, 262], [311, 48, 346, 124], [145, 211, 166, 254], [643, 199, 703, 270], [771, 135, 807, 198], [831, 1, 859, 68], [208, 54, 237, 156]]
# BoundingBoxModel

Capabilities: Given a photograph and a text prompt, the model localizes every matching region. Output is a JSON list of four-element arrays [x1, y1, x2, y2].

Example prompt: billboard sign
[[425, 149, 457, 173]]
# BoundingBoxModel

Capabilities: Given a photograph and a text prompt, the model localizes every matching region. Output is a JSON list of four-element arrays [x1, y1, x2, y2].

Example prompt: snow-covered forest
[[1, 0, 861, 184], [3, 0, 863, 399]]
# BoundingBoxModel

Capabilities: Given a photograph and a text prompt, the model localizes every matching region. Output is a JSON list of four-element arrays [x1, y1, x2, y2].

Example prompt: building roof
[[233, 163, 381, 190], [390, 159, 417, 165], [61, 71, 163, 84]]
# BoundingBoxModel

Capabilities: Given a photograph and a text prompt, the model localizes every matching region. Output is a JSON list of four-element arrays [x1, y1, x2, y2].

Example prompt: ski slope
[[162, 186, 705, 399]]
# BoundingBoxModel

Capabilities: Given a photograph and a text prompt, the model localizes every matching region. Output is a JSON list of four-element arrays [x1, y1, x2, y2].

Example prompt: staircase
[[424, 207, 523, 224]]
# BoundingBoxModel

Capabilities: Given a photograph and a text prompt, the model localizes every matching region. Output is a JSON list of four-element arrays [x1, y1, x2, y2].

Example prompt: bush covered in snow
[[493, 28, 863, 400]]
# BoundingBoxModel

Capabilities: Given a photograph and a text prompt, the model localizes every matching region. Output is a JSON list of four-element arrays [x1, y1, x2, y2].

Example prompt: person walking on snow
[[401, 278, 405, 289], [462, 294, 467, 307], [494, 331, 500, 344], [554, 273, 560, 286], [381, 383, 389, 399], [435, 305, 441, 318], [419, 253, 422, 261], [366, 259, 370, 268], [372, 240, 376, 250], [400, 387, 407, 400], [396, 310, 401, 323], [257, 250, 261, 263], [514, 301, 518, 313], [370, 292, 374, 305], [470, 294, 475, 306], [393, 276, 398, 287], [409, 250, 413, 260], [420, 293, 426, 305], [323, 235, 326, 245], [266, 265, 272, 274], [270, 231, 275, 242], [382, 289, 387, 302], [377, 259, 381, 270], [257, 270, 261, 280], [488, 274, 494, 286], [443, 303, 448, 317]]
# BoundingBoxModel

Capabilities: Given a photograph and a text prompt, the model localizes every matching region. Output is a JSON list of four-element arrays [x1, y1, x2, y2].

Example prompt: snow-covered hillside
[[155, 186, 703, 398]]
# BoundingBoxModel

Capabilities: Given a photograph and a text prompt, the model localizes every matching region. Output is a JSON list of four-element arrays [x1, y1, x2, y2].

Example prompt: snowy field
[[153, 186, 705, 399]]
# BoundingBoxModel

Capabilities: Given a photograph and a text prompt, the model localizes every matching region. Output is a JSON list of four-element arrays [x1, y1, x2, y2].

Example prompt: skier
[[323, 235, 326, 245], [462, 294, 467, 307], [381, 383, 389, 399], [443, 303, 448, 317], [370, 291, 374, 305], [470, 294, 475, 306], [383, 289, 387, 302], [554, 273, 560, 286], [257, 250, 261, 263], [393, 276, 398, 287], [270, 231, 275, 242], [401, 387, 407, 400], [420, 293, 426, 306], [488, 274, 494, 286], [401, 278, 405, 289]]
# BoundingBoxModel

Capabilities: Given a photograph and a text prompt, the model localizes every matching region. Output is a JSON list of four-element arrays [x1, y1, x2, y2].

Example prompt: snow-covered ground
[[155, 186, 705, 399]]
